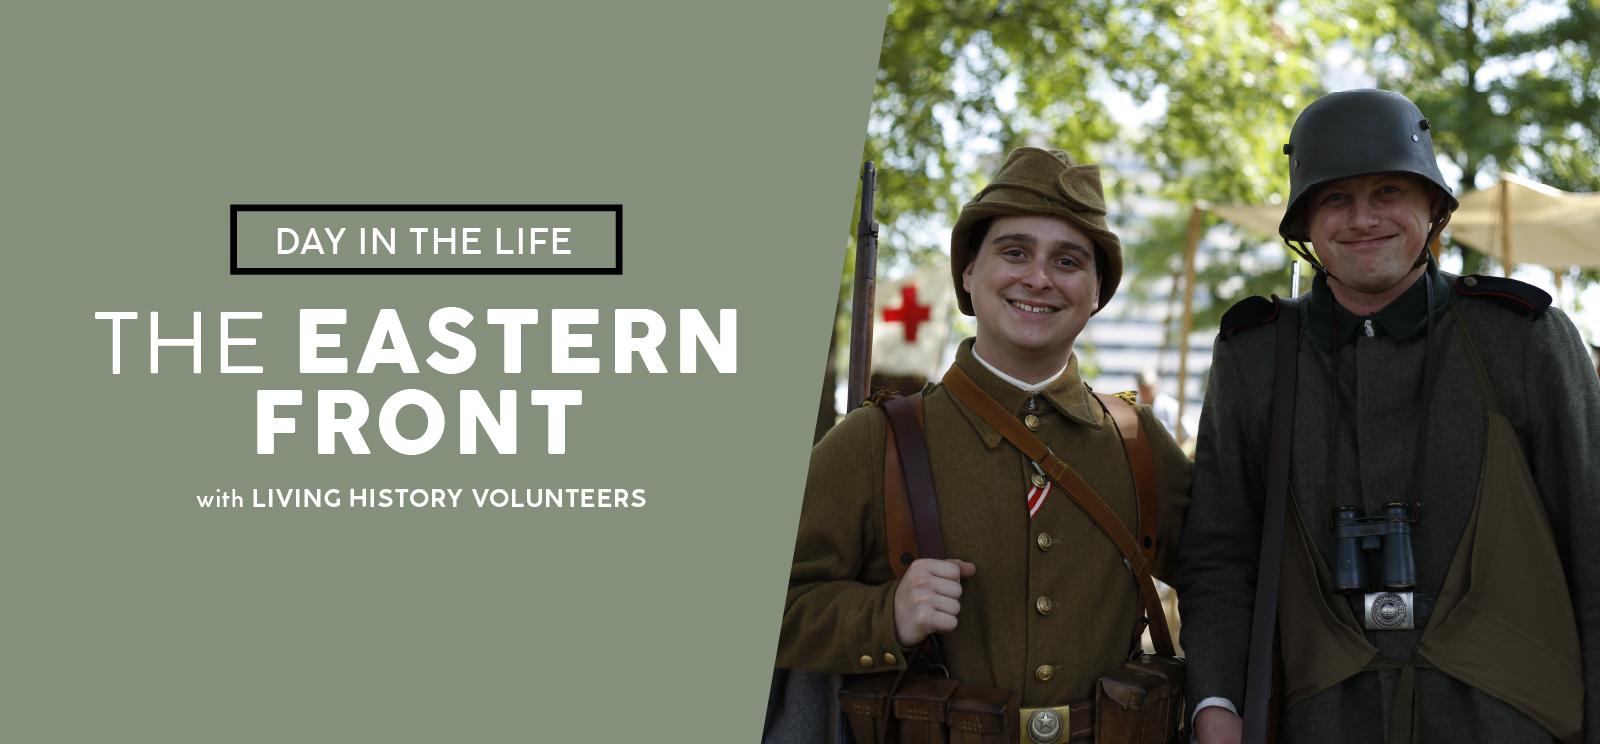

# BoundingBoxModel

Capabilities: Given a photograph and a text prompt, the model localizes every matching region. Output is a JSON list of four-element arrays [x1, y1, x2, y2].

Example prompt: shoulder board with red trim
[[1455, 274, 1550, 317], [1219, 295, 1278, 338]]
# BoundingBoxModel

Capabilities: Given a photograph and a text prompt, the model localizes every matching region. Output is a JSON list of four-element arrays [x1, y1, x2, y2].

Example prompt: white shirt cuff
[[1190, 698, 1239, 743], [1192, 696, 1238, 723]]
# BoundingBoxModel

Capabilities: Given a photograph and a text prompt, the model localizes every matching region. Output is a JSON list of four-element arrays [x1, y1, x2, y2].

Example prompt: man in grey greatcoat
[[1178, 89, 1600, 744]]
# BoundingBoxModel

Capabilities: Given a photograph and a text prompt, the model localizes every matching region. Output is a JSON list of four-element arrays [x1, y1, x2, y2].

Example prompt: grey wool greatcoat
[[779, 339, 1191, 708], [1175, 269, 1600, 743]]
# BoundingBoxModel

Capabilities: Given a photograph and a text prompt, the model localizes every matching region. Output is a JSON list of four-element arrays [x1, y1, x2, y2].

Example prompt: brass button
[[1037, 532, 1056, 551], [859, 655, 875, 668], [1036, 595, 1055, 615], [1035, 664, 1055, 682], [1030, 473, 1047, 488], [883, 653, 897, 665], [1024, 414, 1041, 431], [1463, 276, 1478, 287]]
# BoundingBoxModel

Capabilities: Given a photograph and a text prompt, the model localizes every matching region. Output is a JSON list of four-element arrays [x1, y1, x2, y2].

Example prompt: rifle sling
[[882, 394, 940, 576], [941, 364, 1176, 658], [1243, 298, 1299, 744]]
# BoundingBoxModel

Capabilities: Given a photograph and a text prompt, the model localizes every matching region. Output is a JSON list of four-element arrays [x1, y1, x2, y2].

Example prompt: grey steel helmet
[[1279, 89, 1459, 242]]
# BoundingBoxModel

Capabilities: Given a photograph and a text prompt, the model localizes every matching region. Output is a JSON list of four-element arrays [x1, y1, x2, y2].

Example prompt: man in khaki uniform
[[778, 148, 1191, 734]]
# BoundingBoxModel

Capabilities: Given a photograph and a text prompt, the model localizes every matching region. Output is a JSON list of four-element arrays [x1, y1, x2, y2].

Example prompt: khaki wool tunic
[[780, 340, 1191, 707]]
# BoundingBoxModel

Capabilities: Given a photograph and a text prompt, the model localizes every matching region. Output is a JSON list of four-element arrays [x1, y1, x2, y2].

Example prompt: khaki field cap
[[949, 147, 1124, 315]]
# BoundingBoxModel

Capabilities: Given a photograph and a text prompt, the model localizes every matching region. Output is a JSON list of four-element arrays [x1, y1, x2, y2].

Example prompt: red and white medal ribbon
[[1026, 479, 1051, 518]]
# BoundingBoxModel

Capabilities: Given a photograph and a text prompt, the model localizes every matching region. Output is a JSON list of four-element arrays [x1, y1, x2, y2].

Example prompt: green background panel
[[2, 2, 885, 741]]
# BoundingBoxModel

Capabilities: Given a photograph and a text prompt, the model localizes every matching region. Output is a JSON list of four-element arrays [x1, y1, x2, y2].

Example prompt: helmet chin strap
[[1284, 238, 1331, 282], [1412, 208, 1453, 269]]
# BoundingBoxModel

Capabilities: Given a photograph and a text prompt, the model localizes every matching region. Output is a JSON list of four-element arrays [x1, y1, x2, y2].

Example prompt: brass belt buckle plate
[[1363, 591, 1416, 630], [1020, 704, 1072, 743]]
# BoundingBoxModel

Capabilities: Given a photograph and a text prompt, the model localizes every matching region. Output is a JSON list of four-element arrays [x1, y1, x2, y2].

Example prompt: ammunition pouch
[[838, 668, 1017, 744], [1094, 654, 1185, 744], [839, 652, 1184, 744]]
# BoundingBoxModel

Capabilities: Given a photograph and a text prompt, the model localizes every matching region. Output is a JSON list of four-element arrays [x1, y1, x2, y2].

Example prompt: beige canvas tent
[[1450, 173, 1600, 271]]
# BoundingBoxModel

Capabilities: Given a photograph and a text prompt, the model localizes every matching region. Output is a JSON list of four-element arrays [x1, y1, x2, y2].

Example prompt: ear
[[961, 259, 975, 294]]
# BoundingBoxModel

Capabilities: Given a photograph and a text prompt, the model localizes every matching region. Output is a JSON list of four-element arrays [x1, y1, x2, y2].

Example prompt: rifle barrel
[[847, 161, 879, 411]]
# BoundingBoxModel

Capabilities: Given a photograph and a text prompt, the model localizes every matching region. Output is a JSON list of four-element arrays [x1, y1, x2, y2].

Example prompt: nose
[[1020, 256, 1050, 290], [1351, 195, 1381, 228]]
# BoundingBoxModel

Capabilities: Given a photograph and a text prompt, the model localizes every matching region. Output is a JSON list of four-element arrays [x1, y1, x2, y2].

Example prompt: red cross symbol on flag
[[883, 285, 932, 343], [871, 265, 952, 379]]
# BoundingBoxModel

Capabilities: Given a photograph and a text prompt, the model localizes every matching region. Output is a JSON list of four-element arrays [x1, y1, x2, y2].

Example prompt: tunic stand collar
[[1307, 264, 1451, 353], [950, 339, 1104, 450]]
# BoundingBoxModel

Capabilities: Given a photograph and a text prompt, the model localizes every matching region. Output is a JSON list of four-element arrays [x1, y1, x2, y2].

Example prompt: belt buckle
[[1362, 591, 1416, 630], [1020, 704, 1072, 744]]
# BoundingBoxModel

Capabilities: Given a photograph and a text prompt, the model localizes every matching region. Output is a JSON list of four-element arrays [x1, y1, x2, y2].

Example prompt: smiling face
[[1307, 172, 1440, 310], [961, 214, 1099, 382]]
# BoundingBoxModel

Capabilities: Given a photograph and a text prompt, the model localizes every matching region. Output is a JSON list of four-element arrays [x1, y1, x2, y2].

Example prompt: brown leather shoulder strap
[[1244, 298, 1300, 744], [882, 400, 915, 580], [944, 365, 1176, 657], [1094, 392, 1160, 567], [881, 394, 939, 579]]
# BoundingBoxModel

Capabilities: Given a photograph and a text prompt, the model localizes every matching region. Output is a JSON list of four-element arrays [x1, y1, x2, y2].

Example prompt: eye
[[1001, 246, 1027, 260], [1322, 192, 1348, 204]]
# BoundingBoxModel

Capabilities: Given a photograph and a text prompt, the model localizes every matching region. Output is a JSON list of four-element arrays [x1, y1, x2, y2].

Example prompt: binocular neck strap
[[1325, 273, 1446, 523]]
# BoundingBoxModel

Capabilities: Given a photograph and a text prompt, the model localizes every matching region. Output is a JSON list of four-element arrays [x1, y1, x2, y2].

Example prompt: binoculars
[[1331, 502, 1417, 630]]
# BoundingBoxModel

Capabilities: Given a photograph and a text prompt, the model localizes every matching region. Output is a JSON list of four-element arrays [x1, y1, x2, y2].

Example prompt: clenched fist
[[893, 558, 977, 647]]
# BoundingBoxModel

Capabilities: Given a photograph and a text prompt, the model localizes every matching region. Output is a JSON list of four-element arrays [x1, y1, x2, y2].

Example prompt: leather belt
[[1019, 700, 1093, 743]]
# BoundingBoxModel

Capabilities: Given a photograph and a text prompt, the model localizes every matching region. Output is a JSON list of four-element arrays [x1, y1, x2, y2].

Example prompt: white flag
[[871, 265, 956, 379]]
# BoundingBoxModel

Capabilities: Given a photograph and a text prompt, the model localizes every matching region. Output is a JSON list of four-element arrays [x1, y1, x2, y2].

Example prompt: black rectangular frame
[[230, 204, 623, 275]]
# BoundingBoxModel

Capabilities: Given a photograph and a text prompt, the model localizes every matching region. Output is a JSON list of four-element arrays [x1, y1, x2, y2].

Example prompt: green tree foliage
[[826, 0, 1597, 422], [1354, 0, 1599, 277], [1369, 1, 1598, 191], [850, 0, 1597, 314], [863, 0, 1365, 252], [846, 0, 1370, 351]]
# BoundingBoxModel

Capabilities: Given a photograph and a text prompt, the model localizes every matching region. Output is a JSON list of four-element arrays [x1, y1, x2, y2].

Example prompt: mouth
[[1007, 299, 1059, 314], [1337, 234, 1398, 250]]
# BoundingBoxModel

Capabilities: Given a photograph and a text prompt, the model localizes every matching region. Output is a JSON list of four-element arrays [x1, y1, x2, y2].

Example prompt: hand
[[893, 558, 976, 647], [1193, 706, 1242, 744]]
